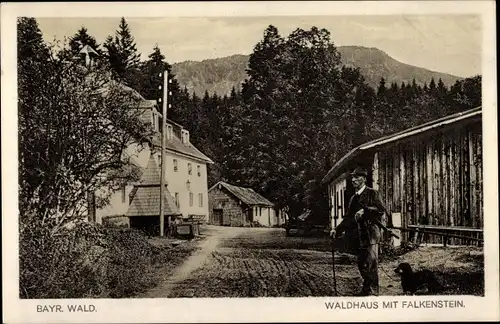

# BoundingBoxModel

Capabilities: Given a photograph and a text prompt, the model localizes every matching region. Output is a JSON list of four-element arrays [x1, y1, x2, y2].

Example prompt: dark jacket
[[336, 186, 386, 247]]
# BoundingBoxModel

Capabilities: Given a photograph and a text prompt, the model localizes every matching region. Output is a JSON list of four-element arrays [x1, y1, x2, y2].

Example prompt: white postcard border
[[2, 1, 498, 323]]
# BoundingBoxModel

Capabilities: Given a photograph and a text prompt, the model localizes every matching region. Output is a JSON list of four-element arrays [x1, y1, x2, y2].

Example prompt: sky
[[37, 15, 482, 78]]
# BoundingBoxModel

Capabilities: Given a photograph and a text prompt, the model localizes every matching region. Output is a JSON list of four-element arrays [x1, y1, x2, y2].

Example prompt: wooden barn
[[208, 181, 281, 227], [321, 107, 483, 245]]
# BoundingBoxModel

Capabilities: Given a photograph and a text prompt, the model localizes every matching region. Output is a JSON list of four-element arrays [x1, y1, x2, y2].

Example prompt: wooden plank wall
[[375, 122, 483, 244]]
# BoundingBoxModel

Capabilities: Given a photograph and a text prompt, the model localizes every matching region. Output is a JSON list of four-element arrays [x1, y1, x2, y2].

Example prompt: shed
[[208, 181, 279, 227], [321, 107, 483, 245]]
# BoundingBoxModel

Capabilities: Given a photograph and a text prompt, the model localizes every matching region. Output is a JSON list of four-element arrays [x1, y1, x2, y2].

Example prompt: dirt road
[[140, 226, 397, 297], [140, 225, 484, 298]]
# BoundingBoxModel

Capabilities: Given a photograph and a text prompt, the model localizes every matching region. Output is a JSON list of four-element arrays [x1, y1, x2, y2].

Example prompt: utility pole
[[159, 70, 169, 237]]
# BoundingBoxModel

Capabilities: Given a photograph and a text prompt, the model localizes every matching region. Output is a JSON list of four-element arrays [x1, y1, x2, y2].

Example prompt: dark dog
[[394, 262, 444, 295]]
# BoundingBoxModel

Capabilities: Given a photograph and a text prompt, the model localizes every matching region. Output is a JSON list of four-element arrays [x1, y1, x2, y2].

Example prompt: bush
[[19, 219, 165, 299]]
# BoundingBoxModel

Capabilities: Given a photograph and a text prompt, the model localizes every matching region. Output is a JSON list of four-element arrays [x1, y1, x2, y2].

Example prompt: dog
[[394, 262, 444, 295]]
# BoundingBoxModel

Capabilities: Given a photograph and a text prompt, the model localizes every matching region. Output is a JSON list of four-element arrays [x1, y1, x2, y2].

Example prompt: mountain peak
[[171, 46, 462, 96]]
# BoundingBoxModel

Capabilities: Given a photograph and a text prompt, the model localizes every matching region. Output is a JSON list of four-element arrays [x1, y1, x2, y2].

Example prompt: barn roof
[[209, 181, 274, 207], [321, 106, 482, 185], [126, 155, 181, 217]]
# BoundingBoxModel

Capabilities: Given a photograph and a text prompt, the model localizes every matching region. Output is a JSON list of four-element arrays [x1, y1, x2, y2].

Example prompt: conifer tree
[[68, 27, 101, 55], [103, 17, 141, 83], [377, 77, 387, 97]]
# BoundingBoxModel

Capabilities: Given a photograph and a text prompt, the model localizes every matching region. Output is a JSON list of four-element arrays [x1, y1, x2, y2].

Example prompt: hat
[[350, 166, 368, 177]]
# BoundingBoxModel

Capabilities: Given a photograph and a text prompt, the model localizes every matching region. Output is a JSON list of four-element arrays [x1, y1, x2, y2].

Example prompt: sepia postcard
[[1, 1, 498, 323]]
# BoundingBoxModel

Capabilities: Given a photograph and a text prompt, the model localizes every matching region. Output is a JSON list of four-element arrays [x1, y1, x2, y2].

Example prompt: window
[[189, 192, 194, 207], [188, 163, 192, 175], [197, 165, 201, 177], [198, 193, 203, 207], [121, 185, 126, 203], [175, 192, 179, 207], [157, 154, 161, 167], [166, 124, 173, 139], [259, 207, 262, 217], [173, 159, 178, 172], [181, 129, 190, 144]]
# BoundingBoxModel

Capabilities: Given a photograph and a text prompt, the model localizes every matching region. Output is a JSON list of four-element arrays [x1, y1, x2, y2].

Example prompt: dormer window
[[152, 111, 160, 132], [181, 129, 190, 144], [166, 124, 173, 140]]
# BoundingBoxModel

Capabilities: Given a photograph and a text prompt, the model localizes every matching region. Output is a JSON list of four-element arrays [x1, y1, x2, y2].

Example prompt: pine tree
[[17, 17, 50, 65], [428, 77, 437, 96], [377, 77, 387, 97], [437, 78, 447, 96], [137, 44, 180, 102], [103, 17, 141, 83], [68, 27, 101, 55], [18, 17, 52, 204]]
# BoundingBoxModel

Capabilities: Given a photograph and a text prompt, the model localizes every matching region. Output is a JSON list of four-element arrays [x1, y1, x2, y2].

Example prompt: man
[[330, 166, 386, 296]]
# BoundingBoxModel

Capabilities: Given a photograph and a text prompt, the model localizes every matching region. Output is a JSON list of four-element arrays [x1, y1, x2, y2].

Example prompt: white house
[[90, 93, 214, 231]]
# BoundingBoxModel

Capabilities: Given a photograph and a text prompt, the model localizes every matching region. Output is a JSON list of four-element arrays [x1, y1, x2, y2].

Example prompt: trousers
[[357, 243, 379, 296]]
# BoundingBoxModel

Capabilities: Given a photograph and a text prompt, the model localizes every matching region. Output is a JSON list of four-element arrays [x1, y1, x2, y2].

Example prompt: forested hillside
[[171, 46, 463, 96]]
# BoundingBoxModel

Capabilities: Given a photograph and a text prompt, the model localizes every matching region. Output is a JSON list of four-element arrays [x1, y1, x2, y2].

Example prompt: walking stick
[[331, 236, 339, 296]]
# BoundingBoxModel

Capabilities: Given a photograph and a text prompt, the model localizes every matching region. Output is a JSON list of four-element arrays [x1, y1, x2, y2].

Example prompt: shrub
[[19, 219, 165, 299]]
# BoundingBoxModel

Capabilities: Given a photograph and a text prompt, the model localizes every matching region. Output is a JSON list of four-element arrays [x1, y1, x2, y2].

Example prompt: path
[[140, 225, 246, 298]]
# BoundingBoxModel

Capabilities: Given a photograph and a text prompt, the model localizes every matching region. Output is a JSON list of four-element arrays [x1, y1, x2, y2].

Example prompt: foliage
[[18, 17, 152, 235], [103, 17, 141, 84], [19, 220, 188, 298], [222, 26, 373, 221]]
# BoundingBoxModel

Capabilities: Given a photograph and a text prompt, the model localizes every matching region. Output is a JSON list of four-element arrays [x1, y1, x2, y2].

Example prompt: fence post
[[413, 227, 419, 244]]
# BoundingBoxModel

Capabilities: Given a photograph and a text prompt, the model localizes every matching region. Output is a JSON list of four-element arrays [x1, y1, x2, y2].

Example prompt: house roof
[[321, 106, 482, 185], [137, 154, 162, 186], [150, 132, 214, 164], [126, 155, 181, 217], [79, 45, 99, 56], [209, 181, 274, 207], [94, 70, 213, 165], [126, 186, 181, 217]]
